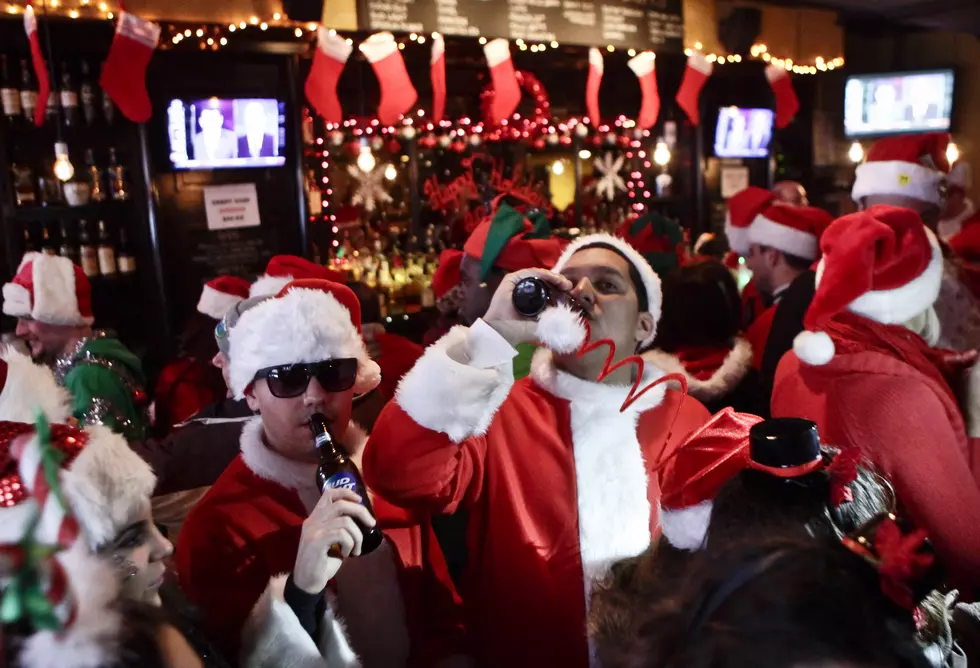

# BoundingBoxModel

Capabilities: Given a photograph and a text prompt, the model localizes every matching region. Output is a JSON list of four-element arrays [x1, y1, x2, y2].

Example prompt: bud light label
[[324, 473, 358, 493], [314, 433, 332, 449]]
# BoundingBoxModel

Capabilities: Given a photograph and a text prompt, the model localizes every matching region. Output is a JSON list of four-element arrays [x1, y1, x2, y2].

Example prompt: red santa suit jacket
[[771, 327, 980, 587], [363, 322, 710, 668], [176, 417, 466, 667]]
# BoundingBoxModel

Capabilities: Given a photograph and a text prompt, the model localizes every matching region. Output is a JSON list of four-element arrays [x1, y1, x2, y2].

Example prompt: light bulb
[[578, 149, 592, 160], [385, 164, 397, 181], [848, 141, 865, 164], [551, 160, 565, 176], [357, 146, 376, 172], [653, 140, 671, 167], [53, 142, 74, 182], [947, 141, 960, 166]]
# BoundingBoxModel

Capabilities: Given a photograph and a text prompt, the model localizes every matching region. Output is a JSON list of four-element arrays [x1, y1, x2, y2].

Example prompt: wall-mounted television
[[167, 97, 287, 170], [714, 107, 773, 159], [844, 69, 955, 138]]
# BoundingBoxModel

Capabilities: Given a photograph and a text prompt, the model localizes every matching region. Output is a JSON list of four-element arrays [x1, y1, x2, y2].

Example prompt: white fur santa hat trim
[[747, 204, 833, 261], [724, 186, 775, 256], [197, 275, 251, 320], [2, 253, 95, 326], [851, 132, 951, 206], [0, 346, 71, 424], [230, 279, 381, 400], [794, 205, 943, 366], [551, 232, 662, 349], [250, 254, 347, 298]]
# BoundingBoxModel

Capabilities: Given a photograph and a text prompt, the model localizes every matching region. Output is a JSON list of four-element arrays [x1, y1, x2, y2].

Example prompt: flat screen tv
[[714, 107, 773, 159], [167, 97, 287, 169], [844, 69, 955, 138]]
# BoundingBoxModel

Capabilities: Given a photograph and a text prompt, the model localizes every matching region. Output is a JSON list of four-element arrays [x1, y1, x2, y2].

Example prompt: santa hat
[[793, 205, 943, 366], [851, 133, 951, 206], [747, 204, 834, 261], [724, 187, 775, 256], [197, 275, 251, 320], [250, 255, 348, 298], [432, 249, 463, 300], [2, 253, 94, 326], [463, 200, 565, 279], [614, 212, 686, 277], [0, 346, 71, 424], [949, 161, 972, 194], [229, 279, 381, 400]]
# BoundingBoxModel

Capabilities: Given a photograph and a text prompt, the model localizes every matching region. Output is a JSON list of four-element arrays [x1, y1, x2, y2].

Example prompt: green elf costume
[[2, 253, 149, 442], [614, 211, 688, 278]]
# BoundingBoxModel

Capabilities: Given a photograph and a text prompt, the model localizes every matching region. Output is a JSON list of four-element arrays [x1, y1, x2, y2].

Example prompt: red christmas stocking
[[628, 51, 660, 130], [100, 11, 160, 123], [305, 28, 352, 126], [766, 65, 799, 129], [360, 32, 418, 126], [23, 4, 49, 127], [431, 32, 446, 124], [586, 48, 603, 125], [484, 39, 521, 124], [676, 51, 712, 126]]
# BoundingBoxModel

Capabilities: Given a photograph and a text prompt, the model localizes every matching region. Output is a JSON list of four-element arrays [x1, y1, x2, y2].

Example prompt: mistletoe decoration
[[592, 152, 627, 201], [348, 165, 393, 213]]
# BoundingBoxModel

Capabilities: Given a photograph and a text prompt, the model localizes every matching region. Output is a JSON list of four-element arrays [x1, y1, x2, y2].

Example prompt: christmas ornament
[[348, 164, 393, 212], [100, 10, 161, 123], [431, 32, 446, 124], [767, 64, 800, 129], [586, 48, 603, 125], [628, 51, 660, 130], [306, 28, 352, 125], [593, 152, 627, 201], [360, 32, 418, 126], [483, 38, 521, 124], [676, 51, 713, 126], [23, 4, 49, 127]]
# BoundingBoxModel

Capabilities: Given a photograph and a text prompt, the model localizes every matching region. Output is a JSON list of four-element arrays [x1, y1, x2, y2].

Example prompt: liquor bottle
[[1, 55, 21, 124], [44, 69, 60, 124], [10, 160, 36, 206], [41, 223, 57, 256], [101, 65, 115, 125], [85, 148, 105, 202], [59, 61, 78, 127], [96, 220, 117, 277], [19, 59, 36, 124], [107, 147, 128, 200], [78, 220, 99, 278], [79, 61, 97, 126], [58, 219, 78, 264], [117, 228, 136, 274], [22, 227, 35, 254], [311, 413, 383, 555]]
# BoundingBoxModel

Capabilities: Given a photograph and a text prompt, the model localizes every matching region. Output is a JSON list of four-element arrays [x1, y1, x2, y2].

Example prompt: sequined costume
[[54, 333, 149, 442]]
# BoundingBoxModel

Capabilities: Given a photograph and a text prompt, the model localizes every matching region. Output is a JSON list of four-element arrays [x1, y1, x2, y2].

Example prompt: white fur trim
[[32, 254, 92, 326], [317, 27, 353, 63], [589, 47, 604, 73], [765, 64, 787, 84], [852, 160, 947, 206], [815, 228, 943, 325], [628, 51, 656, 77], [640, 338, 753, 403], [197, 283, 245, 320], [430, 32, 444, 63], [687, 51, 713, 76], [793, 330, 836, 366], [724, 212, 750, 256], [0, 346, 71, 423], [551, 233, 662, 349], [659, 500, 713, 551], [2, 281, 31, 318], [230, 286, 381, 399], [358, 31, 398, 63], [535, 303, 587, 354], [483, 38, 511, 68], [748, 213, 819, 260], [395, 326, 514, 443], [249, 273, 293, 298]]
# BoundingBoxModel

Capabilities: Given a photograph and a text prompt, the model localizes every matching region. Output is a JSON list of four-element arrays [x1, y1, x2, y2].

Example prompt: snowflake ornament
[[348, 165, 393, 213], [592, 152, 627, 201]]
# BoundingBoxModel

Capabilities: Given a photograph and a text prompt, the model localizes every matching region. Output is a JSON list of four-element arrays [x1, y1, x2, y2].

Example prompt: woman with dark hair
[[643, 259, 762, 413]]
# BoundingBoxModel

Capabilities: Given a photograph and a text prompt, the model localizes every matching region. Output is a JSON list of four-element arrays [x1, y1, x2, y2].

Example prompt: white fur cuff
[[660, 500, 713, 551]]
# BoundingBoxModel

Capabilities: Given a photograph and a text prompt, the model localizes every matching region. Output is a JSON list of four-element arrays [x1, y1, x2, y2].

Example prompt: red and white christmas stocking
[[586, 48, 603, 125], [305, 28, 352, 126], [431, 32, 446, 124], [360, 31, 418, 126], [484, 39, 521, 125], [100, 10, 160, 123], [23, 4, 49, 127], [766, 64, 800, 129], [628, 51, 660, 130], [676, 51, 713, 126]]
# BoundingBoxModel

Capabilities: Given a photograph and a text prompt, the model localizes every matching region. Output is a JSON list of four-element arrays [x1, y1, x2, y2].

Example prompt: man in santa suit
[[177, 279, 466, 667], [364, 234, 711, 667], [724, 186, 775, 330], [771, 205, 980, 588]]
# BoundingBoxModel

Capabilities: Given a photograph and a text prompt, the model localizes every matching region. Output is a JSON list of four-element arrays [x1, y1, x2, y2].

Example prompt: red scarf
[[673, 345, 734, 381]]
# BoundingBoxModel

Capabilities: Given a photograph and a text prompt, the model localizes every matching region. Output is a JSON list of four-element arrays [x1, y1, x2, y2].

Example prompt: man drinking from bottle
[[177, 279, 466, 667]]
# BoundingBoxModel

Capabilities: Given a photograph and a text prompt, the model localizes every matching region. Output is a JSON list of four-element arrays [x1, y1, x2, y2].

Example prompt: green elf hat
[[615, 212, 687, 278], [464, 200, 566, 280]]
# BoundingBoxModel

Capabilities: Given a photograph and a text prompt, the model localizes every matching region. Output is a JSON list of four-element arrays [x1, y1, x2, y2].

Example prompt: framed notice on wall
[[355, 0, 684, 53], [203, 183, 262, 231]]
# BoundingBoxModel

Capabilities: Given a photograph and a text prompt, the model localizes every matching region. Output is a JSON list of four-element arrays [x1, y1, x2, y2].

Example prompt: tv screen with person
[[167, 97, 287, 170]]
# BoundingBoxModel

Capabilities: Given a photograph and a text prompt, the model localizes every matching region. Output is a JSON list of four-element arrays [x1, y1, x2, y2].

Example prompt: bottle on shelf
[[22, 226, 35, 254], [19, 59, 36, 124], [59, 219, 78, 265], [59, 61, 78, 127], [78, 220, 99, 278], [41, 223, 57, 256], [101, 65, 115, 125], [108, 147, 128, 201], [1, 55, 21, 125], [85, 148, 105, 202], [10, 160, 36, 207], [96, 220, 117, 277], [79, 61, 97, 126], [44, 69, 60, 125], [117, 228, 136, 275]]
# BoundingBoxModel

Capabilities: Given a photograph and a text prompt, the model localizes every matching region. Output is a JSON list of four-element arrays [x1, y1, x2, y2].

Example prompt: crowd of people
[[3, 131, 980, 668]]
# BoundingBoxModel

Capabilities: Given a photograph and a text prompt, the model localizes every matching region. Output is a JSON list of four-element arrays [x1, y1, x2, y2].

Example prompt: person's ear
[[244, 384, 261, 412], [635, 312, 655, 347]]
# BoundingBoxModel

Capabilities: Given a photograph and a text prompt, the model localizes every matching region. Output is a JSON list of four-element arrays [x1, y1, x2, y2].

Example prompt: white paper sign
[[720, 166, 750, 199], [204, 183, 260, 230]]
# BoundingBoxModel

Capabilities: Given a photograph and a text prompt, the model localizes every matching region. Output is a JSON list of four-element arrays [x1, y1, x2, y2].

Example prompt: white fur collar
[[641, 338, 753, 403], [529, 348, 668, 415]]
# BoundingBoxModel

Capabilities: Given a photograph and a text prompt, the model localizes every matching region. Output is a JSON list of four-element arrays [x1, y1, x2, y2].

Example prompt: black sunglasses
[[253, 359, 358, 398]]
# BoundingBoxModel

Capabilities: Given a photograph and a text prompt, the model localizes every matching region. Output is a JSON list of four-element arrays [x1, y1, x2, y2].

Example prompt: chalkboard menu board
[[356, 0, 684, 53]]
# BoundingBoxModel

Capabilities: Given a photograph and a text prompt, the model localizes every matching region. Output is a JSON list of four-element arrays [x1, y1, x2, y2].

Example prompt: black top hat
[[749, 418, 821, 471]]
